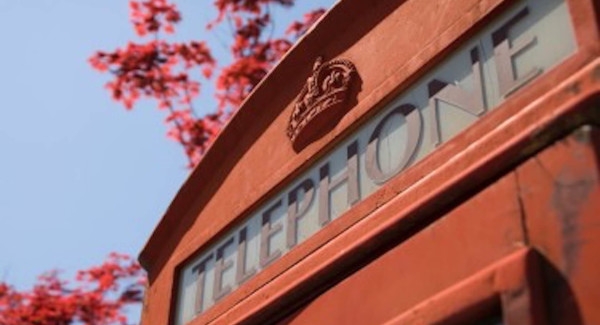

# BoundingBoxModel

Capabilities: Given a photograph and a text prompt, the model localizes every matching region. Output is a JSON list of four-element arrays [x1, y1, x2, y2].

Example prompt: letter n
[[428, 47, 485, 146]]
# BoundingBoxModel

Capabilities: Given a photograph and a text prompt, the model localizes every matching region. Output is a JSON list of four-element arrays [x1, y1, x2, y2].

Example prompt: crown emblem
[[287, 57, 358, 150]]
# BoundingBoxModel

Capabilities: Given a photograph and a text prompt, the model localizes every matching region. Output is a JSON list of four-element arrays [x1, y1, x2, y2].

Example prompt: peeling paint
[[551, 168, 595, 275]]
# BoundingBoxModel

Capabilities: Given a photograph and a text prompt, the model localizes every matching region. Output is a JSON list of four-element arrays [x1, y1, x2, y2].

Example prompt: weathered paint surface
[[517, 125, 600, 325]]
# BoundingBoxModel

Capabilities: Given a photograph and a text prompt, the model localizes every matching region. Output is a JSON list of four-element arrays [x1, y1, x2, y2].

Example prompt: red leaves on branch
[[130, 0, 181, 36], [90, 0, 325, 168], [90, 1, 216, 168], [212, 0, 293, 25], [0, 253, 145, 325], [90, 41, 213, 110]]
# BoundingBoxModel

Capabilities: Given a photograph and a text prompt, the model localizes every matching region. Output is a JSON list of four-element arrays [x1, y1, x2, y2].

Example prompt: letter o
[[366, 104, 422, 184]]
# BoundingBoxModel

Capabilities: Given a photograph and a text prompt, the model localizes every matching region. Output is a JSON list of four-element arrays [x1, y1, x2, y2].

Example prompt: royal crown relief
[[287, 56, 359, 151]]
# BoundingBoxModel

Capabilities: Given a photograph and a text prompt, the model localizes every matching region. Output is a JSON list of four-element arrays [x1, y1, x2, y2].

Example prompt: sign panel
[[176, 0, 576, 323]]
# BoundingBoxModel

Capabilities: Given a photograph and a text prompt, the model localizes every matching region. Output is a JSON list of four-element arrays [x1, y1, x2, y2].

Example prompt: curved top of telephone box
[[139, 0, 600, 324]]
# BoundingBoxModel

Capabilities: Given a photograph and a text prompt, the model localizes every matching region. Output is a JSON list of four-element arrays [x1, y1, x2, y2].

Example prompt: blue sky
[[0, 1, 188, 289], [0, 0, 332, 313]]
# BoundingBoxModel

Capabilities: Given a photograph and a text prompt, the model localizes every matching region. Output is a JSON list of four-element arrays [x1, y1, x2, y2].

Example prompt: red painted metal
[[139, 0, 600, 324]]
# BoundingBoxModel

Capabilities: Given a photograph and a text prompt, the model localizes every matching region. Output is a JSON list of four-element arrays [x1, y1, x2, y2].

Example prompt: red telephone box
[[139, 0, 600, 324]]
